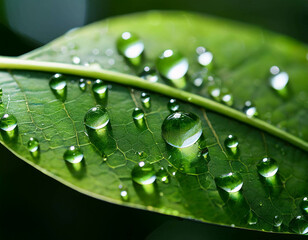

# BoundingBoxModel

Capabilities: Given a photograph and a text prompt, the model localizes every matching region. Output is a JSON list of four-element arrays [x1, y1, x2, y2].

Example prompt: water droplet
[[84, 106, 109, 130], [168, 99, 180, 112], [273, 215, 283, 227], [300, 197, 308, 215], [92, 79, 108, 106], [224, 135, 239, 155], [221, 89, 233, 106], [168, 165, 177, 176], [141, 92, 151, 109], [132, 108, 145, 129], [27, 137, 39, 153], [247, 211, 258, 225], [156, 167, 169, 183], [215, 172, 243, 193], [63, 146, 84, 164], [156, 49, 188, 88], [0, 113, 17, 131], [49, 73, 67, 102], [72, 56, 81, 64], [119, 185, 129, 201], [269, 66, 289, 97], [0, 87, 3, 97], [140, 66, 159, 83], [289, 216, 308, 235], [199, 147, 210, 162], [196, 46, 214, 68], [131, 161, 156, 185], [162, 112, 202, 148], [79, 78, 87, 91], [257, 157, 279, 177], [208, 84, 221, 101], [243, 101, 258, 118], [117, 32, 144, 66]]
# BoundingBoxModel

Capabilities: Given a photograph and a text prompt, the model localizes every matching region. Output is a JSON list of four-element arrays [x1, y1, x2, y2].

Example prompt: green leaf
[[0, 11, 308, 235]]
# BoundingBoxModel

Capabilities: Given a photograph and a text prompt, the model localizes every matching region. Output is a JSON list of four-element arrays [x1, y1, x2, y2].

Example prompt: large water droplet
[[63, 146, 84, 164], [141, 92, 151, 109], [216, 172, 243, 193], [92, 79, 108, 106], [257, 157, 278, 177], [269, 66, 289, 97], [140, 66, 159, 83], [117, 32, 144, 66], [224, 135, 239, 155], [131, 161, 156, 185], [243, 101, 258, 118], [162, 112, 202, 148], [156, 49, 188, 88], [289, 216, 308, 235], [49, 73, 67, 101], [84, 106, 109, 130], [168, 99, 180, 112], [0, 113, 17, 131], [196, 46, 214, 69]]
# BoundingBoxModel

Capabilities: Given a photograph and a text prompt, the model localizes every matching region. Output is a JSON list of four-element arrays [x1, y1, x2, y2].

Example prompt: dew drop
[[79, 78, 87, 91], [63, 146, 84, 164], [156, 167, 169, 183], [273, 215, 283, 228], [215, 172, 243, 193], [72, 56, 81, 64], [131, 161, 156, 185], [49, 73, 67, 101], [141, 92, 151, 109], [156, 49, 188, 88], [162, 112, 202, 148], [27, 137, 39, 153], [199, 147, 210, 162], [247, 211, 258, 225], [269, 66, 289, 97], [168, 165, 177, 176], [140, 66, 159, 83], [243, 101, 258, 118], [0, 113, 17, 131], [92, 79, 108, 105], [208, 84, 221, 101], [119, 185, 129, 201], [289, 216, 308, 235], [117, 32, 144, 66], [84, 106, 109, 130], [132, 108, 145, 120], [196, 46, 214, 68], [257, 157, 279, 178], [221, 89, 233, 106], [300, 197, 308, 215], [168, 99, 180, 112], [224, 135, 239, 155]]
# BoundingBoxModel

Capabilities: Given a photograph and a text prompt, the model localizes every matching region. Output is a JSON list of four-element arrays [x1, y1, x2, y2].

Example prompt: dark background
[[0, 0, 307, 239]]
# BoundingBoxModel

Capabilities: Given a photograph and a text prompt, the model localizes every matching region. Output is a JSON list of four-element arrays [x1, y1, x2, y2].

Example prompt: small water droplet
[[156, 49, 188, 88], [118, 185, 129, 201], [221, 89, 233, 106], [141, 92, 151, 109], [224, 135, 239, 155], [0, 113, 17, 131], [273, 215, 283, 227], [247, 211, 258, 225], [269, 66, 289, 97], [208, 84, 221, 101], [72, 56, 81, 64], [140, 66, 159, 83], [243, 101, 258, 118], [215, 172, 243, 193], [257, 157, 279, 177], [199, 147, 210, 162], [63, 146, 84, 164], [79, 78, 87, 91], [27, 137, 39, 153], [117, 32, 144, 66], [168, 165, 177, 176], [196, 46, 214, 68], [168, 99, 180, 112], [300, 197, 308, 215], [49, 73, 67, 102], [92, 79, 108, 106], [131, 161, 156, 185], [162, 112, 202, 148], [289, 216, 308, 235], [132, 108, 145, 128], [156, 167, 169, 183], [84, 106, 109, 130]]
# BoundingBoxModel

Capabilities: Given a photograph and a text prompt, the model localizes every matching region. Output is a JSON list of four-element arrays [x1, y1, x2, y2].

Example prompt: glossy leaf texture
[[1, 11, 308, 235]]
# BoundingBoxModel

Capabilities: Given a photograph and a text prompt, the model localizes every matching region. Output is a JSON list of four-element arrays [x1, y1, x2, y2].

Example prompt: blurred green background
[[0, 0, 307, 239]]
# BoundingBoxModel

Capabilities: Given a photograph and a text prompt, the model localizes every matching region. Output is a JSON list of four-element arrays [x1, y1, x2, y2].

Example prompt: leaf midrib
[[0, 56, 307, 152]]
